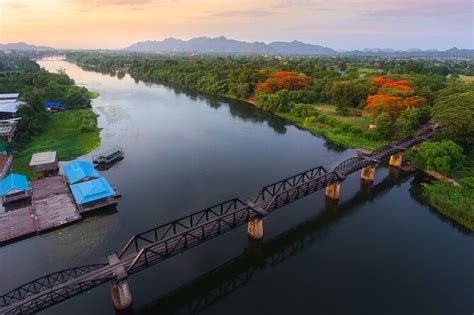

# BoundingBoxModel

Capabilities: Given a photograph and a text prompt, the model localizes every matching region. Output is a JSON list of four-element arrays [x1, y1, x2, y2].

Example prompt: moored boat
[[92, 146, 124, 166]]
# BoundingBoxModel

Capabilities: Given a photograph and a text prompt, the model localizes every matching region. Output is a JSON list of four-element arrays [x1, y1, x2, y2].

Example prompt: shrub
[[406, 140, 465, 174]]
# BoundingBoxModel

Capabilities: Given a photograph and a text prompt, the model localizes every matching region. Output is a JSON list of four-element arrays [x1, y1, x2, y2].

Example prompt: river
[[0, 60, 472, 315]]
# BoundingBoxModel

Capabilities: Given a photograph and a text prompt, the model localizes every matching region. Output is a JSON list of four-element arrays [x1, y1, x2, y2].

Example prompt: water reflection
[[138, 169, 413, 315]]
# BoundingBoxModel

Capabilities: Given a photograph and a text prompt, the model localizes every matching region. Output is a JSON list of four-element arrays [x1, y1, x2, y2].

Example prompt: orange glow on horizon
[[0, 0, 472, 50]]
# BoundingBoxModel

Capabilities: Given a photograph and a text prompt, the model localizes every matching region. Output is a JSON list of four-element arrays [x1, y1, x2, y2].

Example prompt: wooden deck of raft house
[[30, 176, 81, 231], [78, 194, 118, 214], [0, 206, 37, 243]]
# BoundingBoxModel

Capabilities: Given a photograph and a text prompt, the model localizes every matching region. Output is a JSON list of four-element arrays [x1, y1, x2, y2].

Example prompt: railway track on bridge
[[0, 124, 438, 315]]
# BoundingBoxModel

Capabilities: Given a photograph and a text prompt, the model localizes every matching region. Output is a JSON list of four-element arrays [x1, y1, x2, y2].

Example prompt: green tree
[[407, 141, 465, 174], [432, 91, 474, 151]]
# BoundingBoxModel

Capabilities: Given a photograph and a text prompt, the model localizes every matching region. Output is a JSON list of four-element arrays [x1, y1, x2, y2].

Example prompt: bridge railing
[[253, 166, 327, 203], [4, 279, 111, 315], [266, 171, 342, 211], [119, 198, 248, 258], [0, 264, 107, 308], [126, 205, 261, 274]]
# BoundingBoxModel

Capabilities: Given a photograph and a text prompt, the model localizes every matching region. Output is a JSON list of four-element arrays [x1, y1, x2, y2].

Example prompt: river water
[[0, 60, 472, 314]]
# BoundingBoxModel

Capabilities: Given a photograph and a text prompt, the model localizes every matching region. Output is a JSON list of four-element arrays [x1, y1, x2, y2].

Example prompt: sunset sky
[[0, 0, 472, 50]]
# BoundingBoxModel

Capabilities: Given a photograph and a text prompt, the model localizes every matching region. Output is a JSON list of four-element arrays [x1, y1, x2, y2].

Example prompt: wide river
[[1, 60, 472, 314]]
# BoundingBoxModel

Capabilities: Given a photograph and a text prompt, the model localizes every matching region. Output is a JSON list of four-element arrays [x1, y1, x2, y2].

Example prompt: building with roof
[[0, 173, 30, 204], [63, 160, 100, 185], [0, 93, 19, 101], [29, 151, 59, 173], [0, 93, 23, 142], [69, 177, 117, 213], [0, 100, 24, 119]]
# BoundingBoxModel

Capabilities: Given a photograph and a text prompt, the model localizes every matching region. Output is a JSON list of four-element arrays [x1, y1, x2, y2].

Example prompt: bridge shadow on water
[[130, 168, 413, 315]]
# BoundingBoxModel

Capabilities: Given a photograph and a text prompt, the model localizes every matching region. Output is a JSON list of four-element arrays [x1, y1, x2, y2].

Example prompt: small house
[[0, 100, 23, 120], [0, 93, 19, 101], [29, 151, 59, 173], [69, 177, 117, 212], [0, 173, 30, 204], [43, 101, 65, 112], [63, 161, 100, 185]]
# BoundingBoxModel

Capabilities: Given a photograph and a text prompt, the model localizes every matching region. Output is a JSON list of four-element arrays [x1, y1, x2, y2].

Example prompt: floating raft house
[[0, 173, 30, 204], [63, 160, 100, 184]]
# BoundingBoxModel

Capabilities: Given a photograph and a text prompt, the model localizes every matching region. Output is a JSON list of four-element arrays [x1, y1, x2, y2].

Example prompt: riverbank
[[12, 109, 100, 179], [419, 159, 474, 230], [422, 180, 474, 230]]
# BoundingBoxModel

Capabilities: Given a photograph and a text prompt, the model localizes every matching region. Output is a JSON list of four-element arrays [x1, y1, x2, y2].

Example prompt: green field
[[459, 75, 474, 83], [12, 109, 100, 179], [313, 103, 372, 130]]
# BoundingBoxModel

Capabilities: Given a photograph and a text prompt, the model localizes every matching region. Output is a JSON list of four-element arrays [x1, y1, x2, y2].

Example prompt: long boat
[[92, 146, 124, 166]]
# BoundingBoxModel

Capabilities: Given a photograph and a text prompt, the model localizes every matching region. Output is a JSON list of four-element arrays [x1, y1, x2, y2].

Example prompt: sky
[[0, 0, 473, 50]]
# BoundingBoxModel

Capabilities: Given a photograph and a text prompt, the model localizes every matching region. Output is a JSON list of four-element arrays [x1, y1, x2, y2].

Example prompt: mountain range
[[1, 37, 473, 57], [0, 42, 54, 51], [123, 36, 474, 57], [124, 36, 337, 55]]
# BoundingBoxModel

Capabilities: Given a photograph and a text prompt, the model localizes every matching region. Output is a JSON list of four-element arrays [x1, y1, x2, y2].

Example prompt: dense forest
[[0, 55, 94, 149], [69, 53, 474, 229]]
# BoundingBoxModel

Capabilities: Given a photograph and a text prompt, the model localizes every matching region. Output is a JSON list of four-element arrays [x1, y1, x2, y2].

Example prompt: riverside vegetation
[[68, 53, 474, 230], [0, 54, 100, 178]]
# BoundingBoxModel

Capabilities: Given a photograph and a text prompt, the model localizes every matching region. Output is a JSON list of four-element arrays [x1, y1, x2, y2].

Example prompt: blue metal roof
[[43, 101, 64, 107], [63, 161, 100, 184], [0, 173, 29, 197], [70, 177, 115, 205]]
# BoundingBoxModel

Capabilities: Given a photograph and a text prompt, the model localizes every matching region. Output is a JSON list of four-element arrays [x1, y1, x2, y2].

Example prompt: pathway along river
[[1, 60, 473, 315]]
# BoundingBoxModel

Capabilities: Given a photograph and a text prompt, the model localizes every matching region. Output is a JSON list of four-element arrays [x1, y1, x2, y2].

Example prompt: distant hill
[[0, 42, 54, 51], [124, 36, 338, 55], [124, 36, 474, 58], [349, 47, 474, 58]]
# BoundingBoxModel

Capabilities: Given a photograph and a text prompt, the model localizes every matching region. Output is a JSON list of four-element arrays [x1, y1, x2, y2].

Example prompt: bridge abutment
[[325, 183, 340, 200], [360, 165, 376, 182], [389, 153, 403, 168], [247, 217, 264, 240], [107, 254, 133, 311]]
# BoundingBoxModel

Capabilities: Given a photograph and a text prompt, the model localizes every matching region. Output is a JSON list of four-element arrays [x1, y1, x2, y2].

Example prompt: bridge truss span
[[119, 198, 248, 258], [0, 264, 107, 309]]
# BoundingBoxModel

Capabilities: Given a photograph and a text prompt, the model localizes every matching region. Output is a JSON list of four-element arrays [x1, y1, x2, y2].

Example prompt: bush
[[78, 110, 98, 133], [303, 116, 316, 128], [291, 103, 317, 117], [406, 140, 465, 174]]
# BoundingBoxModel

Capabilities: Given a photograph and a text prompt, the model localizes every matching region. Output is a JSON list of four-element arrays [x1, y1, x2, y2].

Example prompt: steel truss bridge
[[140, 169, 412, 314], [0, 125, 438, 315]]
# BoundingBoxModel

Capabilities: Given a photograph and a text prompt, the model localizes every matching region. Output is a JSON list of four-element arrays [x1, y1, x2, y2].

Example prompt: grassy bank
[[422, 180, 474, 230], [13, 109, 100, 179], [277, 112, 384, 150], [87, 90, 100, 99]]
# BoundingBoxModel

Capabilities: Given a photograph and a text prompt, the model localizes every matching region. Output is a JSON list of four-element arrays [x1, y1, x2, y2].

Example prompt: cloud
[[209, 9, 272, 18]]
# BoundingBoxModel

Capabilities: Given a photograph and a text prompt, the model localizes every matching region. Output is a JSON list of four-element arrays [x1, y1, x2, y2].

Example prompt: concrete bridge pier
[[360, 165, 376, 182], [325, 182, 340, 200], [247, 217, 264, 240], [389, 153, 403, 168], [107, 254, 133, 311]]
